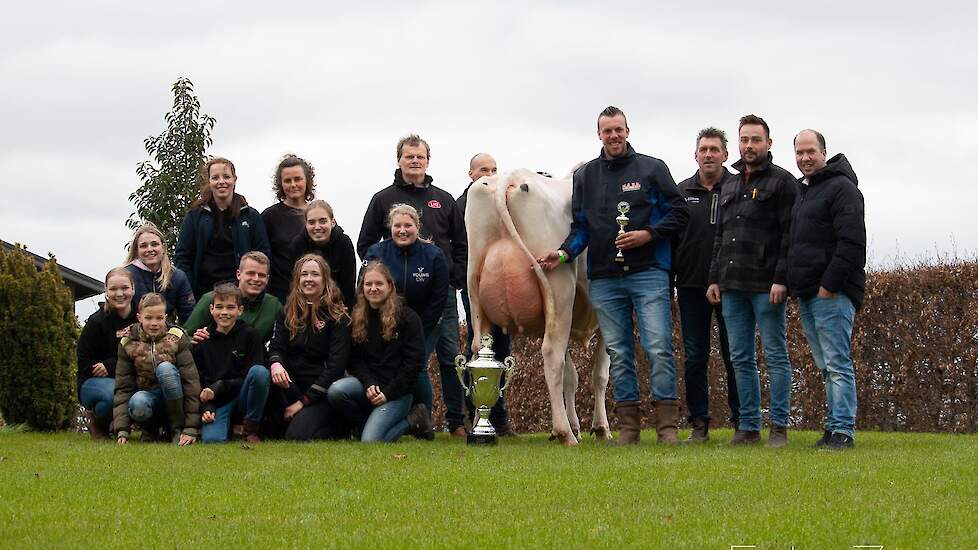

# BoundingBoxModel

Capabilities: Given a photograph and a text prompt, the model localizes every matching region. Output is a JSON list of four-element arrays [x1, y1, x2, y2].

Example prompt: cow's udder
[[477, 238, 544, 335]]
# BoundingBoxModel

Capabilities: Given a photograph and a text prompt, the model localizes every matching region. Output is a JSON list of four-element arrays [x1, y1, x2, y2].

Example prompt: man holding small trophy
[[538, 106, 688, 445]]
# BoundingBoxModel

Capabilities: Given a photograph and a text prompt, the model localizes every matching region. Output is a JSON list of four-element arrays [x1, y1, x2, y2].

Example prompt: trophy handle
[[454, 355, 470, 396], [500, 356, 516, 391]]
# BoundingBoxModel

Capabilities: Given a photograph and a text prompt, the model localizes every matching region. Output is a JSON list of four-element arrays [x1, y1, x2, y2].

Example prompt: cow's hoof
[[591, 426, 612, 441]]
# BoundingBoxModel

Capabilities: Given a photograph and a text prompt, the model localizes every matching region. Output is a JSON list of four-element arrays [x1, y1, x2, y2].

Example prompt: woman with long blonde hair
[[327, 261, 431, 442], [266, 254, 351, 440], [124, 223, 196, 323]]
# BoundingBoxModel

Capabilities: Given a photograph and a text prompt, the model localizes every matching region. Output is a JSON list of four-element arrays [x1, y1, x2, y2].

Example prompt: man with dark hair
[[707, 114, 798, 447], [539, 106, 688, 445], [789, 129, 865, 450], [456, 153, 515, 435], [674, 127, 739, 442], [357, 134, 469, 438]]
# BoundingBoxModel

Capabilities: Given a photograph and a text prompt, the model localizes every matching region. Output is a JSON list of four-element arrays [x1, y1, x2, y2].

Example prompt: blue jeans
[[201, 365, 271, 443], [721, 291, 792, 431], [589, 268, 677, 403], [79, 377, 115, 421], [424, 288, 466, 431], [127, 362, 183, 427], [328, 376, 412, 442], [677, 286, 738, 423], [799, 294, 857, 438]]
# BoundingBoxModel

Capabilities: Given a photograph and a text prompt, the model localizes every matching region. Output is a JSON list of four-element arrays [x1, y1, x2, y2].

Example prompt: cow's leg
[[563, 350, 581, 439], [463, 200, 498, 354], [590, 331, 612, 440], [542, 331, 577, 446]]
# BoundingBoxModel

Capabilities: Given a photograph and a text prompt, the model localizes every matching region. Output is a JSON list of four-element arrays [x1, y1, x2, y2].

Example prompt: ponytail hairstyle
[[125, 223, 175, 291], [191, 157, 243, 218], [351, 261, 401, 344], [284, 253, 348, 339], [102, 267, 135, 314]]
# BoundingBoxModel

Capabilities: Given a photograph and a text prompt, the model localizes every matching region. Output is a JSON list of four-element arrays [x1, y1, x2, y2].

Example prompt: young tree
[[0, 245, 79, 430], [127, 77, 216, 248]]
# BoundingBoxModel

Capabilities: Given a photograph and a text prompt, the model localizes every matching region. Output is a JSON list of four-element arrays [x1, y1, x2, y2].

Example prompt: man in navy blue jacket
[[539, 106, 688, 445], [789, 129, 865, 450]]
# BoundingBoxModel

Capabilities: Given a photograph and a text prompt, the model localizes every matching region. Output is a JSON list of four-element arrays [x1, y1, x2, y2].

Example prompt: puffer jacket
[[112, 323, 201, 437]]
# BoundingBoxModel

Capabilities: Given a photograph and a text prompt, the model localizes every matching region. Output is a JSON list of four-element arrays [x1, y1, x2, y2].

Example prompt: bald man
[[788, 129, 865, 450], [457, 153, 515, 436]]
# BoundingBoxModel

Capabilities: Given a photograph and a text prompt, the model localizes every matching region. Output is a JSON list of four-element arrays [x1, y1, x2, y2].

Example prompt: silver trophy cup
[[454, 334, 516, 445], [615, 201, 630, 263]]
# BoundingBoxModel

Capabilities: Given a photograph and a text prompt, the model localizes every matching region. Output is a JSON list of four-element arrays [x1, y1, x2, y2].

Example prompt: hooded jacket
[[191, 319, 266, 414], [112, 323, 201, 437], [560, 143, 688, 279], [124, 262, 195, 324], [787, 153, 866, 308], [174, 193, 271, 297], [76, 303, 136, 393], [348, 305, 425, 402], [267, 308, 351, 405], [183, 289, 282, 343], [674, 168, 734, 289], [709, 152, 798, 292], [356, 169, 467, 289], [363, 238, 449, 335], [287, 225, 357, 310]]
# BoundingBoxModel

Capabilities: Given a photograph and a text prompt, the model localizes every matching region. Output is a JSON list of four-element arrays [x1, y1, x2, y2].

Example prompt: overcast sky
[[2, 2, 975, 319]]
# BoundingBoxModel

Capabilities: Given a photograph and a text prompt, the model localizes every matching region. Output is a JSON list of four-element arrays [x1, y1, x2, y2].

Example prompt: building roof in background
[[1, 239, 104, 302]]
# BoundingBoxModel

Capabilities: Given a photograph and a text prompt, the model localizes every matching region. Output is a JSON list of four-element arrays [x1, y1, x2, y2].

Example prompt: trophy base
[[467, 433, 497, 446]]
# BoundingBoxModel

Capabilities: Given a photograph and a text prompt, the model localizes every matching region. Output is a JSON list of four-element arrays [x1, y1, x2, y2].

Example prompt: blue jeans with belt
[[589, 268, 677, 404], [721, 291, 792, 432]]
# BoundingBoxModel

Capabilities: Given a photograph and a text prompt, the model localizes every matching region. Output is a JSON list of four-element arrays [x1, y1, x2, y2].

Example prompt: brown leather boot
[[614, 402, 641, 445], [243, 419, 261, 445], [653, 400, 680, 445], [766, 425, 788, 448], [685, 417, 709, 443], [729, 429, 761, 445], [84, 410, 110, 441]]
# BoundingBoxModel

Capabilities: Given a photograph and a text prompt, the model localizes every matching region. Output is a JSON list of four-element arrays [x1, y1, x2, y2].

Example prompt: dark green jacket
[[183, 291, 282, 343]]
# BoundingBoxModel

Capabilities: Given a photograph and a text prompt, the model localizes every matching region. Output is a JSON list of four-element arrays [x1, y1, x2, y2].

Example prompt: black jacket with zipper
[[674, 168, 733, 289], [191, 319, 266, 414], [787, 153, 866, 308], [349, 305, 425, 402], [267, 308, 351, 405]]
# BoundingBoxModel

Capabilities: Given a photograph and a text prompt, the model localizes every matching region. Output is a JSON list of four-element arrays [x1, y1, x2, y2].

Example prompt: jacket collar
[[393, 169, 433, 189], [599, 142, 637, 167], [732, 151, 774, 175], [689, 167, 732, 192]]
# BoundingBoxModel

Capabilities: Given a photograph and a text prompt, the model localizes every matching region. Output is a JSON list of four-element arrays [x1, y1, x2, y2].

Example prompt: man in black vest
[[788, 129, 865, 450], [674, 127, 739, 442]]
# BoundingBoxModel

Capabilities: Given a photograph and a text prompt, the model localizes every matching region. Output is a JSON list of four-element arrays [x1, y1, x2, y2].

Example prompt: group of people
[[539, 108, 865, 450], [76, 106, 865, 450]]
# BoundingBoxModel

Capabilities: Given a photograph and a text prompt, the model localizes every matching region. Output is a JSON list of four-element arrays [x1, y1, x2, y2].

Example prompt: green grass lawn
[[0, 428, 975, 549]]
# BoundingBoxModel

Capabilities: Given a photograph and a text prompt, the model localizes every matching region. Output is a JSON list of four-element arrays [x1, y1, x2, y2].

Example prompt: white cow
[[464, 168, 611, 445]]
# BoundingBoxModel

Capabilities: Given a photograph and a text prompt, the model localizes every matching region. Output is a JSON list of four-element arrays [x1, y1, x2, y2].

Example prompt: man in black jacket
[[357, 134, 468, 437], [674, 127, 739, 442], [539, 106, 689, 445], [456, 152, 515, 435], [789, 129, 865, 450], [707, 114, 797, 447]]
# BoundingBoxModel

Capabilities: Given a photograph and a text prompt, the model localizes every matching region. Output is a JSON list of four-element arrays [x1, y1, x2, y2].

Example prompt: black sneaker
[[813, 429, 832, 448], [406, 404, 435, 441], [825, 432, 855, 450]]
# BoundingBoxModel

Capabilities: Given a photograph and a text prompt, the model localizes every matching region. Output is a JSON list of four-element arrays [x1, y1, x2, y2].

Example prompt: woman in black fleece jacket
[[76, 267, 137, 439], [327, 261, 432, 442], [266, 254, 351, 440]]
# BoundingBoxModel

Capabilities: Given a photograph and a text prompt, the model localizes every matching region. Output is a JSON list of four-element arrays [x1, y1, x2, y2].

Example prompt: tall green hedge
[[0, 245, 79, 430]]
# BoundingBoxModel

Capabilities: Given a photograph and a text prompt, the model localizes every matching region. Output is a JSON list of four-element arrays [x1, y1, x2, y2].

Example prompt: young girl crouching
[[113, 293, 202, 445], [327, 261, 432, 442]]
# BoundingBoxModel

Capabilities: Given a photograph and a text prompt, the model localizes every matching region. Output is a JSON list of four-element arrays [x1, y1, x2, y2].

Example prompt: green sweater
[[183, 291, 282, 343]]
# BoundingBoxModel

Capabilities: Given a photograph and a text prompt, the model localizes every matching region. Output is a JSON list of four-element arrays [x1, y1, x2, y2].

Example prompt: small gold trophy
[[615, 201, 630, 263], [454, 334, 516, 445]]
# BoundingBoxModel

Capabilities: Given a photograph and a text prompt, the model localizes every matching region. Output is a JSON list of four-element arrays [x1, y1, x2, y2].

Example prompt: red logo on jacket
[[427, 200, 442, 209]]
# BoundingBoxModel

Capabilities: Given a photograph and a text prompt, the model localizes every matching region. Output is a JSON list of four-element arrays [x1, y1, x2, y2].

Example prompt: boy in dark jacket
[[113, 293, 201, 445], [789, 129, 866, 450], [193, 284, 270, 444]]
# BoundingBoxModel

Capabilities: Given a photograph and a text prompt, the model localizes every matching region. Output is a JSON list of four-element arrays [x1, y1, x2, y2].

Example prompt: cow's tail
[[495, 175, 559, 335]]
